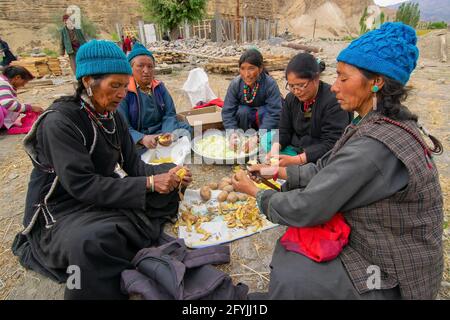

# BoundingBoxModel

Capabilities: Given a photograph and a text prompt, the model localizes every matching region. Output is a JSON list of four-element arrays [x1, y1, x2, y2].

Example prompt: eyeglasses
[[285, 80, 310, 92]]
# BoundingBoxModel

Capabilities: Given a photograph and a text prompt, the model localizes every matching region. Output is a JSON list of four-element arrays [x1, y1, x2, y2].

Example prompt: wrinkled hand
[[169, 166, 193, 188], [31, 105, 44, 113], [273, 154, 301, 167], [247, 164, 278, 182], [141, 135, 159, 149], [153, 172, 180, 194], [265, 143, 281, 162], [232, 170, 259, 197]]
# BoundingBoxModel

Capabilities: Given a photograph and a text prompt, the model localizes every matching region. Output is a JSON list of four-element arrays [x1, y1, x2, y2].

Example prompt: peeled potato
[[176, 168, 187, 180], [218, 191, 229, 203], [218, 181, 230, 190], [227, 192, 238, 203], [238, 193, 248, 202], [158, 135, 171, 145], [200, 186, 212, 202], [223, 185, 234, 193], [207, 182, 219, 190]]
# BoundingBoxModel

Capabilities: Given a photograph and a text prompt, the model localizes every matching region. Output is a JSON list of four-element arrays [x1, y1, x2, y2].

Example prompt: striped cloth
[[0, 74, 31, 114]]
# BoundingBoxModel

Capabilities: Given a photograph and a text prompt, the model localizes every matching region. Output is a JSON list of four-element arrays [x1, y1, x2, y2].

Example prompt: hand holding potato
[[232, 170, 259, 198], [157, 133, 173, 147]]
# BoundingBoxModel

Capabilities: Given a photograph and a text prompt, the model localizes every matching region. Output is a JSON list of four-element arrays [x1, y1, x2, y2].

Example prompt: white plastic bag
[[182, 68, 217, 107], [141, 136, 191, 166]]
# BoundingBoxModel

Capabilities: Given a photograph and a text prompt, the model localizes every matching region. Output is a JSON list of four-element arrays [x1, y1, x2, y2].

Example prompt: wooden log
[[281, 42, 323, 53]]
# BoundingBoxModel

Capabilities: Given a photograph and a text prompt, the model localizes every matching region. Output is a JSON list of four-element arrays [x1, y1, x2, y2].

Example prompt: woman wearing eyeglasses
[[265, 53, 352, 167]]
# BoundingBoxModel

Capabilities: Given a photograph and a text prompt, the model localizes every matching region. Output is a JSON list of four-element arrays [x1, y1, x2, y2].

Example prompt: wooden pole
[[255, 18, 259, 41], [313, 19, 317, 39], [243, 16, 247, 43], [236, 0, 241, 42], [185, 20, 190, 39], [215, 13, 222, 43]]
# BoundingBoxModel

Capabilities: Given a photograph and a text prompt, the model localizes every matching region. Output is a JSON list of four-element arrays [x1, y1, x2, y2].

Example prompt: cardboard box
[[177, 106, 224, 132]]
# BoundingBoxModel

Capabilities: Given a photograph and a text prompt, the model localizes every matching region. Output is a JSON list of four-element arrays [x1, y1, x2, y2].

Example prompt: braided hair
[[359, 67, 443, 155]]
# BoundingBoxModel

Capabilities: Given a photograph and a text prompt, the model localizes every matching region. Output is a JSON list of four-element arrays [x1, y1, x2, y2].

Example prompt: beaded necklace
[[243, 81, 260, 104], [81, 100, 116, 135]]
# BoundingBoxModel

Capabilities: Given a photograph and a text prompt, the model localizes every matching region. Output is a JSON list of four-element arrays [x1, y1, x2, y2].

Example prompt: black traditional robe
[[12, 97, 180, 300]]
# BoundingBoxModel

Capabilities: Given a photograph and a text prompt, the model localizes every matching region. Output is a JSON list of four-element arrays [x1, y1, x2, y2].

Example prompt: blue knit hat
[[75, 40, 132, 80], [337, 22, 419, 85], [127, 43, 155, 63]]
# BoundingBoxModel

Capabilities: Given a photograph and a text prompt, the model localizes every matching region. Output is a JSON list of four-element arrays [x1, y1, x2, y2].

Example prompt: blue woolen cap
[[75, 40, 132, 80], [127, 43, 155, 63], [337, 22, 419, 85]]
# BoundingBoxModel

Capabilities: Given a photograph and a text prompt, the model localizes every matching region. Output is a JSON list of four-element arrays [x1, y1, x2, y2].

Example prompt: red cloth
[[280, 213, 351, 263], [123, 37, 132, 53], [7, 111, 39, 135], [193, 98, 224, 110]]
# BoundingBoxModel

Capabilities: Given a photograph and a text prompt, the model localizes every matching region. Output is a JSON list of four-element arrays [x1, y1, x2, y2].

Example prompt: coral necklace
[[243, 81, 260, 104]]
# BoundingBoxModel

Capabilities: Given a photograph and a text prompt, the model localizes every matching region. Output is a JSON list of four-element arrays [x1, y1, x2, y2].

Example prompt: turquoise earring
[[372, 85, 378, 111]]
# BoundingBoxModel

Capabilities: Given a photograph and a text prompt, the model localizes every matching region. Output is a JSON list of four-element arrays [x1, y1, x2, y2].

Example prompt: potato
[[218, 181, 230, 190], [221, 177, 232, 184], [157, 134, 172, 145], [227, 192, 238, 203], [200, 186, 212, 202], [176, 168, 187, 180], [223, 185, 234, 193], [218, 191, 229, 203], [207, 182, 219, 190], [238, 193, 248, 202]]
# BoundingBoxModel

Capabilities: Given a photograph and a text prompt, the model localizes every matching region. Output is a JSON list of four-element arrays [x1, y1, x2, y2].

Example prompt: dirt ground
[[0, 53, 449, 300]]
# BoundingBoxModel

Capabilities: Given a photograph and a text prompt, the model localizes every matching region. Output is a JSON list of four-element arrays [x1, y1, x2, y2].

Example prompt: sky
[[374, 0, 409, 6]]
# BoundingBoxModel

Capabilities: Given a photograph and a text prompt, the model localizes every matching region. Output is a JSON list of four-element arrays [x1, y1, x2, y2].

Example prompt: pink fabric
[[0, 107, 7, 129], [7, 111, 39, 135]]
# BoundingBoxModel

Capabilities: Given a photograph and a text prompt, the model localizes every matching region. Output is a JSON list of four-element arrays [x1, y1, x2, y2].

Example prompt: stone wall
[[0, 0, 142, 30], [0, 0, 142, 51], [207, 0, 275, 18]]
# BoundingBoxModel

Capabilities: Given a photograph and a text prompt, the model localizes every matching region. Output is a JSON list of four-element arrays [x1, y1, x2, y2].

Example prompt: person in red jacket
[[122, 35, 132, 55]]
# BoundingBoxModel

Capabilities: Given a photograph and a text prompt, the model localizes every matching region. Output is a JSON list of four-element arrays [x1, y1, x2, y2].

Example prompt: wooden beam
[[282, 42, 323, 53]]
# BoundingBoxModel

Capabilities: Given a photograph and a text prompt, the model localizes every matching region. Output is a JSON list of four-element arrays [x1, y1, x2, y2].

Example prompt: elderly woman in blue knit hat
[[12, 40, 192, 300], [233, 22, 444, 300], [118, 43, 192, 153]]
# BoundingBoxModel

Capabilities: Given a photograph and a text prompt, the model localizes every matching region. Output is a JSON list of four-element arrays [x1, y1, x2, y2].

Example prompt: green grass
[[43, 48, 59, 58], [416, 29, 433, 36]]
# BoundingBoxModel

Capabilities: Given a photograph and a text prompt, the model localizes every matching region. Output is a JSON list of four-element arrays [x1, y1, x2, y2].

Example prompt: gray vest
[[330, 112, 443, 299]]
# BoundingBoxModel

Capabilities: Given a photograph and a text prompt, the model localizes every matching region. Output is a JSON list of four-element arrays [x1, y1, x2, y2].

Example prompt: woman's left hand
[[276, 154, 305, 167], [232, 170, 259, 197], [180, 168, 193, 188]]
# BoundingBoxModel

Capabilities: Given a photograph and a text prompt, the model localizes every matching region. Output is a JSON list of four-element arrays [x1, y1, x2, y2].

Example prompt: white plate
[[191, 131, 259, 164]]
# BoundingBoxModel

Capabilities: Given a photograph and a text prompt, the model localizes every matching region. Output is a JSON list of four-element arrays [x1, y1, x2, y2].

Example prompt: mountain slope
[[386, 0, 450, 22]]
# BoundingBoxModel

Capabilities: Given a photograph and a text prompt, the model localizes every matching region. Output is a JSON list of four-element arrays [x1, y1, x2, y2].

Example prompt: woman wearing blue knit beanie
[[12, 39, 193, 299], [233, 23, 444, 300], [118, 43, 192, 153]]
